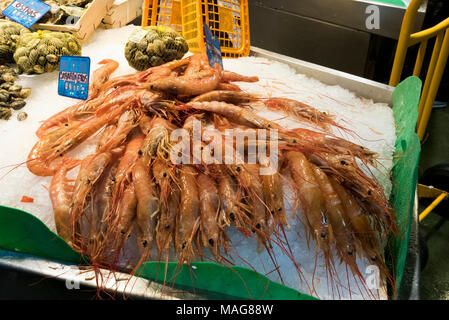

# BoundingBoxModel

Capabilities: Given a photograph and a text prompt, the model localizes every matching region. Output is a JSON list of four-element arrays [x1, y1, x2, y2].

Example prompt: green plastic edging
[[0, 205, 315, 299], [0, 206, 82, 264], [0, 76, 422, 299], [389, 76, 422, 297], [371, 0, 406, 8], [137, 261, 317, 300]]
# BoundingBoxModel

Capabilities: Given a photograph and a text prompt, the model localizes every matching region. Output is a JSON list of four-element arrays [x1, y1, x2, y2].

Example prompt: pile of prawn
[[26, 54, 397, 299]]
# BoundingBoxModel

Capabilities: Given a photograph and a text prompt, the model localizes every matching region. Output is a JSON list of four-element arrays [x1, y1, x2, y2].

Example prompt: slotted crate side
[[180, 0, 250, 57], [181, 0, 204, 53], [198, 0, 250, 58], [101, 0, 143, 29], [142, 0, 183, 33]]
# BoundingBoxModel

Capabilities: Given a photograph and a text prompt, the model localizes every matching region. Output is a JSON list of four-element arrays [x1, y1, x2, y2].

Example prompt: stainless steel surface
[[248, 0, 427, 77], [0, 48, 417, 299], [250, 46, 395, 104], [0, 249, 198, 300], [248, 3, 371, 76], [250, 0, 426, 40], [398, 191, 421, 300]]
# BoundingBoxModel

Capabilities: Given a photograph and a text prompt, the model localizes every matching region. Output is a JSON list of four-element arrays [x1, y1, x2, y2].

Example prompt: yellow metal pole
[[410, 17, 449, 45], [413, 40, 427, 76], [141, 0, 150, 27], [419, 192, 448, 222], [417, 31, 444, 125], [417, 28, 449, 139], [389, 0, 424, 86], [150, 0, 159, 26]]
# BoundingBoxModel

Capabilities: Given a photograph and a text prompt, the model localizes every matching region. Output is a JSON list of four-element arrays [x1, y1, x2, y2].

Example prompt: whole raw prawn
[[212, 164, 249, 230], [231, 163, 270, 241], [196, 172, 228, 261], [152, 159, 178, 255], [310, 163, 363, 284], [109, 133, 145, 216], [89, 59, 120, 99], [141, 117, 176, 163], [175, 165, 200, 265], [150, 65, 221, 96], [284, 151, 333, 256], [133, 157, 159, 256], [70, 152, 113, 247], [28, 105, 127, 176], [49, 158, 80, 247]]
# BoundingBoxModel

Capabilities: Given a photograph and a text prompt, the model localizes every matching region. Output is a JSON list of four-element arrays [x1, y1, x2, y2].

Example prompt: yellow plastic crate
[[142, 0, 250, 58], [182, 0, 250, 58], [141, 0, 183, 33]]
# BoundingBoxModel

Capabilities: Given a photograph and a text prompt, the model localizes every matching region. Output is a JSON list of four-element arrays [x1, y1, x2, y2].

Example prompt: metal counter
[[248, 0, 426, 76], [250, 0, 426, 40], [0, 47, 420, 300]]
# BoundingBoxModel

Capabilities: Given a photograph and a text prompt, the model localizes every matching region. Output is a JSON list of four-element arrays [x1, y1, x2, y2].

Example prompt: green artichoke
[[125, 26, 189, 71], [13, 30, 82, 74]]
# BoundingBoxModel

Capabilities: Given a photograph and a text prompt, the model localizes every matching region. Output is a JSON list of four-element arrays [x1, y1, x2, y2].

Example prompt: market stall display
[[0, 25, 417, 300]]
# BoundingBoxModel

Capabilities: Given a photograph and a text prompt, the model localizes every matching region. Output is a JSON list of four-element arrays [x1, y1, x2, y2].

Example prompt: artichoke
[[0, 21, 31, 64], [13, 30, 82, 74], [125, 26, 189, 71]]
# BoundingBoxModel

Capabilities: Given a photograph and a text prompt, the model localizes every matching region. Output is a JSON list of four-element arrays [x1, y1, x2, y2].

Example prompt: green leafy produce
[[125, 26, 189, 71], [13, 30, 81, 74], [0, 20, 31, 64]]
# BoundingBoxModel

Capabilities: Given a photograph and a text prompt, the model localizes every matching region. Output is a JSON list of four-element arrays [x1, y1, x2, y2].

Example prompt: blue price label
[[203, 22, 223, 69], [58, 56, 90, 101], [2, 0, 51, 29]]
